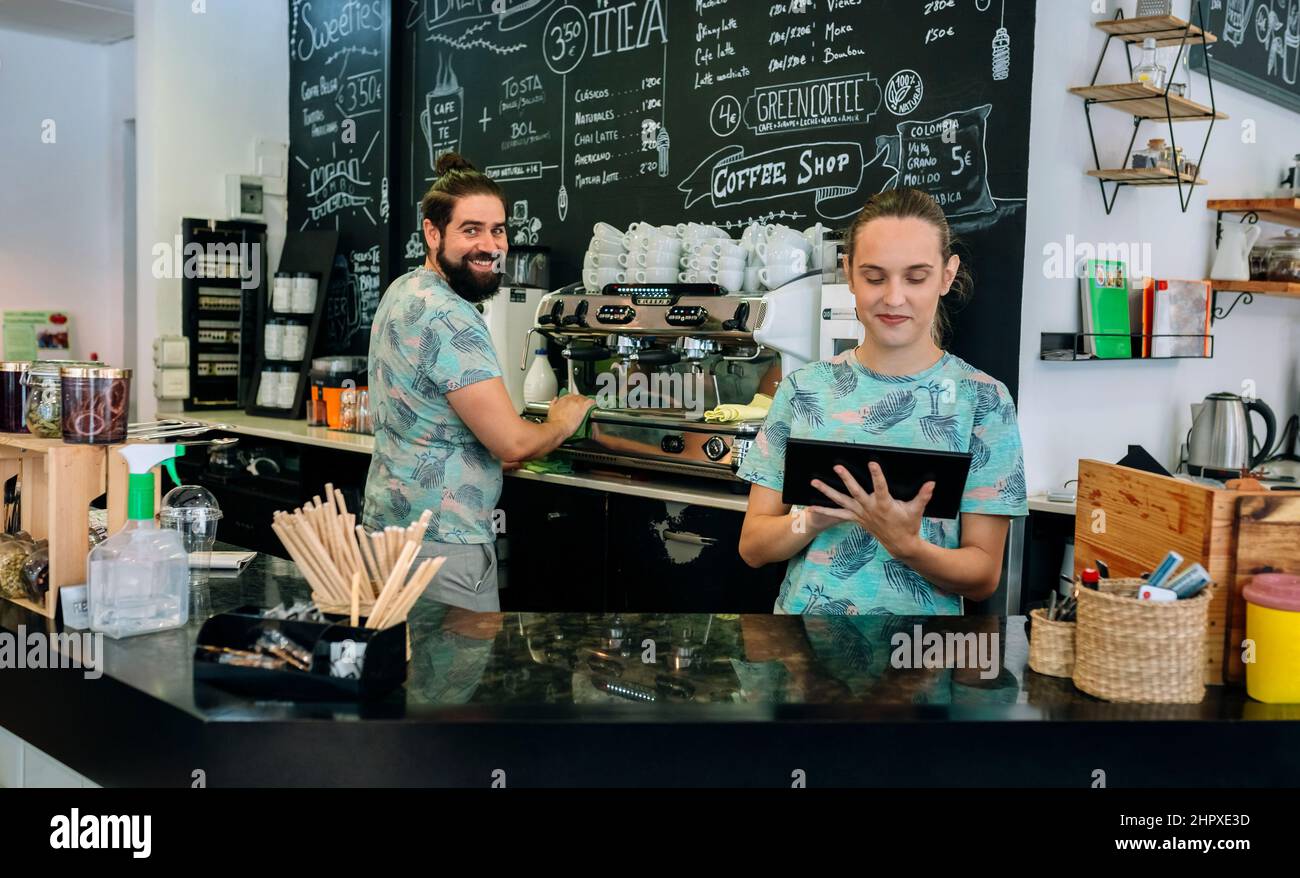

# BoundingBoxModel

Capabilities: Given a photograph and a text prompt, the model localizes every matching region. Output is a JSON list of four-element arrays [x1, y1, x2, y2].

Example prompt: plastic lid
[[160, 485, 223, 522], [1243, 574, 1300, 612]]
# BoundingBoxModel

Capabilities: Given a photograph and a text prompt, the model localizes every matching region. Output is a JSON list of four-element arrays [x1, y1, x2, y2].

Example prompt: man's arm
[[447, 377, 592, 462]]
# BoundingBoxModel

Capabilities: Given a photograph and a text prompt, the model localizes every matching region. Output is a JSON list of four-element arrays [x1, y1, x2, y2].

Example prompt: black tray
[[194, 605, 406, 701]]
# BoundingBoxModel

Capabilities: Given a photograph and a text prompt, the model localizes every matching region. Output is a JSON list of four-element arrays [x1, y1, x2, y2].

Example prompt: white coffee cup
[[585, 267, 625, 289], [585, 250, 621, 269], [637, 238, 682, 258], [763, 224, 812, 254], [589, 237, 625, 256], [740, 222, 762, 252], [635, 267, 677, 284], [678, 270, 701, 283], [709, 240, 745, 260], [759, 263, 805, 290], [621, 250, 678, 269], [743, 265, 763, 292], [717, 268, 744, 292], [754, 241, 809, 273], [593, 222, 625, 245]]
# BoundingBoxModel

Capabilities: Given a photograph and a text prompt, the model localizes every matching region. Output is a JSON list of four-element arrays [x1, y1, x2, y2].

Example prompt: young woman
[[737, 188, 1027, 615]]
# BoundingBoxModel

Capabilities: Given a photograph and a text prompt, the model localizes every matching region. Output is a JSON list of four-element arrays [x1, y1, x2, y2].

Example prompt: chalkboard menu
[[289, 0, 393, 356], [394, 0, 1036, 393], [1191, 0, 1300, 115]]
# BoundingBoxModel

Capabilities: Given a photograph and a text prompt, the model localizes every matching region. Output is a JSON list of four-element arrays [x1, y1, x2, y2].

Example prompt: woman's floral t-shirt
[[736, 350, 1027, 615]]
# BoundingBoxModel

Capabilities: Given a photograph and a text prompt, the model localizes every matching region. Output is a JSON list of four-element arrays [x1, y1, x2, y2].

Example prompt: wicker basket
[[1072, 577, 1210, 703], [1027, 608, 1076, 678]]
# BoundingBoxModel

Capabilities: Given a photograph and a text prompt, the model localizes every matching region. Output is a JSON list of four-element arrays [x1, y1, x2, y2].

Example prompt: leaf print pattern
[[362, 268, 503, 544], [826, 616, 873, 671], [802, 581, 859, 615], [787, 377, 826, 427], [830, 360, 858, 397], [763, 419, 790, 459], [999, 459, 1026, 505], [964, 379, 1002, 425], [884, 559, 936, 610], [919, 413, 962, 450], [968, 432, 991, 471], [829, 528, 877, 579], [861, 388, 916, 433]]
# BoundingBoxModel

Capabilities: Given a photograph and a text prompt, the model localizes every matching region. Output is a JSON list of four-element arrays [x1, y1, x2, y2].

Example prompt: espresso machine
[[521, 275, 822, 485]]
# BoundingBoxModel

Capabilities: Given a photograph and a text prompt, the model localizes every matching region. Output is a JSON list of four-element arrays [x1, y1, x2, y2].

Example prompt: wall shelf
[[1093, 14, 1218, 47], [1207, 198, 1300, 229], [1088, 167, 1207, 186], [1040, 332, 1214, 361], [1208, 279, 1300, 296], [1072, 4, 1222, 215], [1068, 83, 1224, 121]]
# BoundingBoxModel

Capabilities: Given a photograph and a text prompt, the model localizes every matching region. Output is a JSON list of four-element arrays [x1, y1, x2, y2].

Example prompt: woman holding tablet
[[737, 189, 1027, 614]]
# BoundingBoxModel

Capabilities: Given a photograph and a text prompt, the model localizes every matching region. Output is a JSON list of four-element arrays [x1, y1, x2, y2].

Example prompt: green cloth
[[557, 387, 597, 440], [521, 458, 573, 475]]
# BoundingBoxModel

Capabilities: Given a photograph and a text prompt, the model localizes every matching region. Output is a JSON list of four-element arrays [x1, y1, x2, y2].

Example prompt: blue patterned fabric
[[737, 350, 1027, 615], [362, 268, 503, 544]]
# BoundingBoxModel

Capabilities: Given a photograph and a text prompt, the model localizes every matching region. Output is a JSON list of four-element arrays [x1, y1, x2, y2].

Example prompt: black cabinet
[[607, 495, 782, 614], [498, 478, 608, 612]]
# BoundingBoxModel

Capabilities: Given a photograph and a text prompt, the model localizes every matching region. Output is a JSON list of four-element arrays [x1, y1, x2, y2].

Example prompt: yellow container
[[1243, 574, 1300, 704]]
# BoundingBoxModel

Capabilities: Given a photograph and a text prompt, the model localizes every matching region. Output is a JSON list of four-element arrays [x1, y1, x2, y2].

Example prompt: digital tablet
[[781, 437, 973, 520]]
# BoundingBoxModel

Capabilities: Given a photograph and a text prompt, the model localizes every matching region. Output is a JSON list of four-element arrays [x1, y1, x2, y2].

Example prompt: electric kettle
[[1187, 392, 1277, 479]]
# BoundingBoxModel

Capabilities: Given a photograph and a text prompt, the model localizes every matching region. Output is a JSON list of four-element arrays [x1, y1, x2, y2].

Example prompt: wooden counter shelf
[[1093, 13, 1217, 47], [0, 435, 155, 619], [1207, 198, 1300, 229], [1068, 83, 1225, 121]]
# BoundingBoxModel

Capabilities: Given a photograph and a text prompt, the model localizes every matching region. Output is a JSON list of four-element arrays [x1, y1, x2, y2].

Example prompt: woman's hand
[[809, 463, 933, 560]]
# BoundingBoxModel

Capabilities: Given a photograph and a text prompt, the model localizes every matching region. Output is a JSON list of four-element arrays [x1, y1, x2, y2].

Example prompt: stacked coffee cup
[[583, 222, 629, 290], [743, 222, 825, 292], [677, 223, 744, 292]]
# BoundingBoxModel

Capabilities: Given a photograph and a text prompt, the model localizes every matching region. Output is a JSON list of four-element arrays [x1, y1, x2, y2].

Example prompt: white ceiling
[[0, 0, 133, 44]]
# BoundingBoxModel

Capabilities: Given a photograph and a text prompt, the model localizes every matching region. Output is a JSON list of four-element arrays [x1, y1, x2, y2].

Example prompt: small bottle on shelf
[[1133, 37, 1167, 90]]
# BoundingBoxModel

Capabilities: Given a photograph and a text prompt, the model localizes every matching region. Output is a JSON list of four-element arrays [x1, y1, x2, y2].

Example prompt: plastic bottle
[[523, 347, 557, 403], [87, 444, 190, 638]]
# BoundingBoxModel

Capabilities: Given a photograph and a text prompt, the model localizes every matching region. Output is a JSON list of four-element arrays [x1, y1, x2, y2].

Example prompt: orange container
[[309, 357, 367, 430]]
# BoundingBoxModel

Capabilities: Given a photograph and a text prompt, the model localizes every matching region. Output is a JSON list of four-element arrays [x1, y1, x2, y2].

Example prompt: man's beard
[[437, 241, 502, 304]]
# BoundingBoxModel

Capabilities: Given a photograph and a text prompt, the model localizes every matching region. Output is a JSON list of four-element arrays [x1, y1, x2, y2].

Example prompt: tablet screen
[[781, 437, 972, 520]]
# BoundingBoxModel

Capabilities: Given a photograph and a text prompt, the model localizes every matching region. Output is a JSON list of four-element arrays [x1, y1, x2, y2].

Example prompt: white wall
[[0, 28, 132, 365], [1018, 0, 1300, 493], [134, 0, 288, 419]]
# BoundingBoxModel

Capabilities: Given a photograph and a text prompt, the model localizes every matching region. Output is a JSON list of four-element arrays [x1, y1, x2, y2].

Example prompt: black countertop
[[1, 548, 1298, 787]]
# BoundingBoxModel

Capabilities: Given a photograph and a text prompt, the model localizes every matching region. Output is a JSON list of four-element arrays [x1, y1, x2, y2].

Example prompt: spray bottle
[[87, 444, 190, 638]]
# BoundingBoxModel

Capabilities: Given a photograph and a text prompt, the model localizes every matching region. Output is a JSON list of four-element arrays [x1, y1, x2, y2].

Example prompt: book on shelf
[[1078, 259, 1131, 359]]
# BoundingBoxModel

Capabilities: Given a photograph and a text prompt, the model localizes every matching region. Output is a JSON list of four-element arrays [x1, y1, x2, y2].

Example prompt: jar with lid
[[1132, 138, 1167, 170], [0, 539, 31, 600], [25, 362, 66, 438], [258, 363, 298, 409], [1266, 234, 1300, 283], [60, 366, 132, 444], [290, 272, 318, 314], [1250, 231, 1296, 280], [0, 361, 31, 433], [264, 318, 287, 360], [272, 272, 294, 313], [281, 319, 308, 361], [21, 545, 49, 605]]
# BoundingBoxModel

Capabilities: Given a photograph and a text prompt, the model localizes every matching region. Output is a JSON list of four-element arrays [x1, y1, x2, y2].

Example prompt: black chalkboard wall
[[288, 0, 393, 356], [292, 0, 1036, 393], [1191, 0, 1300, 115]]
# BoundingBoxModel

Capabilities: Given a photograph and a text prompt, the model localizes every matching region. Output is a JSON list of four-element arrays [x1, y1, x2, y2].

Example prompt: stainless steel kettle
[[1187, 392, 1277, 478]]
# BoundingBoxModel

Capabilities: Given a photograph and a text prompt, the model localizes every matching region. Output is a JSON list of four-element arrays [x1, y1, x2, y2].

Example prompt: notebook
[[1148, 279, 1211, 358], [1079, 259, 1131, 359]]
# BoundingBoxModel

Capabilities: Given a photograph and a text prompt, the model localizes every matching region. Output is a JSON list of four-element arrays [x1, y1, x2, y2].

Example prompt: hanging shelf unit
[[1207, 198, 1300, 320], [1069, 6, 1225, 215]]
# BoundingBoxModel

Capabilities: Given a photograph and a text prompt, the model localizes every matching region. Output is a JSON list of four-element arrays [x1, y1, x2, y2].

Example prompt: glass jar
[[281, 319, 308, 361], [272, 272, 293, 312], [25, 362, 65, 438], [291, 272, 318, 314], [1251, 232, 1296, 280], [21, 545, 49, 604], [0, 540, 31, 600], [0, 361, 31, 433], [60, 366, 132, 444], [1266, 235, 1300, 283], [1132, 138, 1167, 170], [264, 318, 286, 360], [258, 364, 297, 409]]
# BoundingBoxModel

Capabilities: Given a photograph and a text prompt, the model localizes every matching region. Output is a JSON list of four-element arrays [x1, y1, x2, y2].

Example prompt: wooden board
[[1230, 496, 1300, 683], [1074, 460, 1239, 685], [1208, 280, 1300, 298], [1206, 198, 1300, 230], [1087, 168, 1207, 186], [1068, 83, 1224, 120], [1094, 14, 1217, 47]]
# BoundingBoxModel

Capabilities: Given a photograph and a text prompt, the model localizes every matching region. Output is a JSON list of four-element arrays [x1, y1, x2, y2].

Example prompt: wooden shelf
[[1068, 83, 1226, 120], [1209, 279, 1300, 297], [1094, 14, 1217, 47], [1206, 198, 1300, 228], [1087, 167, 1207, 186]]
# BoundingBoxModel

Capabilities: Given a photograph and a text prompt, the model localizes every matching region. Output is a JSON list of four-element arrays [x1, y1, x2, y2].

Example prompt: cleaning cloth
[[703, 393, 773, 424]]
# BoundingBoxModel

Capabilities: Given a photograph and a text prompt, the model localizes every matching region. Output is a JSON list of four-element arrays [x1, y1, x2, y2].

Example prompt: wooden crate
[[1232, 496, 1300, 684], [1073, 460, 1239, 686], [0, 436, 155, 619]]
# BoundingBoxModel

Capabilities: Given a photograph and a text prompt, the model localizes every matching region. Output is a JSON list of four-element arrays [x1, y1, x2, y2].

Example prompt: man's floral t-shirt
[[363, 268, 502, 544], [736, 350, 1027, 615]]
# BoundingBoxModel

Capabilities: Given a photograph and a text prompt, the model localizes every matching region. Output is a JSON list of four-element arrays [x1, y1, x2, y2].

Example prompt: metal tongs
[[127, 419, 236, 441]]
